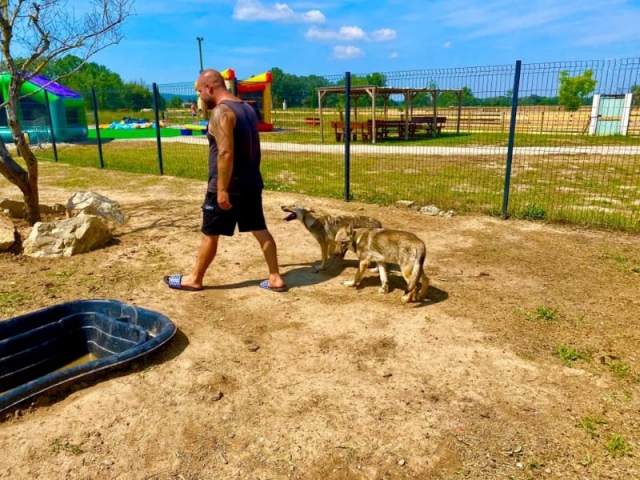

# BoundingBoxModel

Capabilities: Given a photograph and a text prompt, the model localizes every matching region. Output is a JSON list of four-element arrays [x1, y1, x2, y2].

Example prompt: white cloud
[[306, 26, 366, 41], [429, 0, 640, 49], [306, 26, 396, 42], [438, 0, 634, 42], [332, 45, 364, 59], [388, 51, 399, 59], [233, 0, 325, 23], [369, 28, 396, 42], [443, 41, 452, 48]]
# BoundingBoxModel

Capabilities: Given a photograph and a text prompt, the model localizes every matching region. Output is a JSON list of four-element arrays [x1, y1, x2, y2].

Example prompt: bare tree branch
[[0, 0, 136, 225]]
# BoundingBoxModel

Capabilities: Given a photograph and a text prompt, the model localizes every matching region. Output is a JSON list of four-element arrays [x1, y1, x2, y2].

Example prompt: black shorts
[[201, 191, 267, 236]]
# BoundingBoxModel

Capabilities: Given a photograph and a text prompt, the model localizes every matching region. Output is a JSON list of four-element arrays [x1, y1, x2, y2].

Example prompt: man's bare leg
[[179, 234, 219, 289], [252, 229, 285, 289]]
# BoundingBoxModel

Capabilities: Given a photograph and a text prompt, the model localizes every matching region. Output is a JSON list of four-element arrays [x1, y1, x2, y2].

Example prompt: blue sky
[[85, 0, 640, 84]]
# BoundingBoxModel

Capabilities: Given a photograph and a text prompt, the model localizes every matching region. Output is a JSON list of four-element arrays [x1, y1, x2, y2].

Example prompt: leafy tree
[[0, 1, 134, 225], [41, 55, 125, 109], [333, 73, 388, 108], [558, 69, 597, 111], [271, 68, 332, 108], [121, 82, 156, 111], [631, 84, 640, 107], [437, 87, 476, 107], [167, 96, 185, 108]]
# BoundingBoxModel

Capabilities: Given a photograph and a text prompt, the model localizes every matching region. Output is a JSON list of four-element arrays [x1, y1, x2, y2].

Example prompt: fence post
[[152, 83, 164, 175], [90, 88, 104, 169], [501, 60, 522, 219], [43, 91, 58, 162], [344, 72, 351, 202]]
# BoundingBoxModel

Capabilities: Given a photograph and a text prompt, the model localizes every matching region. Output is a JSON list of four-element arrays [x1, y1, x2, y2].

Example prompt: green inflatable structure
[[0, 73, 88, 144]]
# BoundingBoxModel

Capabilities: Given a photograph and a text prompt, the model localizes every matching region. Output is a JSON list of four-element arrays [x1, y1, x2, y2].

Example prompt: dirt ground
[[1, 162, 639, 480]]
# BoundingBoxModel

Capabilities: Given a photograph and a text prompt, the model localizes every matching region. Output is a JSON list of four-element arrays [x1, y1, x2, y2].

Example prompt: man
[[163, 69, 286, 292]]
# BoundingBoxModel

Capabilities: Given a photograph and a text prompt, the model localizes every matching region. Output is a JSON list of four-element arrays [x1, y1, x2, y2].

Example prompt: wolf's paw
[[378, 284, 389, 294], [343, 280, 356, 287], [401, 292, 415, 304]]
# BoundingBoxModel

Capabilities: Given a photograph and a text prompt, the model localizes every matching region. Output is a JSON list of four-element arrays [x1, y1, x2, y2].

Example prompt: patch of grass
[[603, 251, 640, 274], [606, 359, 632, 380], [520, 203, 546, 220], [33, 133, 640, 231], [0, 290, 33, 318], [605, 434, 631, 457], [48, 269, 76, 278], [557, 344, 590, 366], [50, 437, 84, 455], [578, 416, 608, 438], [603, 391, 633, 403], [526, 305, 559, 321], [528, 459, 545, 470]]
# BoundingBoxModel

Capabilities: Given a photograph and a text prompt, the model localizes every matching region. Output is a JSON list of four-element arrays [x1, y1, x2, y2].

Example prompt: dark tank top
[[207, 100, 264, 194]]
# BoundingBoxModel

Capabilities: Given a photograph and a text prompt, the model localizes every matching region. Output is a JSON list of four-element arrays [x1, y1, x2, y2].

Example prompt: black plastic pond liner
[[0, 299, 176, 413]]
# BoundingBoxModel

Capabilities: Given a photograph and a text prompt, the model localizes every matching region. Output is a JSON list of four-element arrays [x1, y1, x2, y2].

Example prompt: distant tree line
[[10, 56, 638, 113], [271, 68, 614, 112], [37, 55, 165, 111]]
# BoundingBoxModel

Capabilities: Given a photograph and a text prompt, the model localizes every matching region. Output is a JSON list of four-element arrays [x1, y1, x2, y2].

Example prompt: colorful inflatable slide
[[0, 73, 88, 143]]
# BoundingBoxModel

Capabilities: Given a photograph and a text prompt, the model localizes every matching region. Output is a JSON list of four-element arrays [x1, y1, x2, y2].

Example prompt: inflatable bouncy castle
[[0, 73, 88, 143]]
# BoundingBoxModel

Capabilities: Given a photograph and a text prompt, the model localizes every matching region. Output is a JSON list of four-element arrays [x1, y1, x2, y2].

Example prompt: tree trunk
[[0, 138, 41, 224], [16, 141, 41, 225], [2, 78, 42, 225]]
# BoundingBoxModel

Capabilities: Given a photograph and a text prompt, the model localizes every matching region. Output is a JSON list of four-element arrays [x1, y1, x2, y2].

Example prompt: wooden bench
[[367, 119, 416, 140], [411, 116, 447, 136], [304, 117, 320, 125], [330, 121, 370, 142]]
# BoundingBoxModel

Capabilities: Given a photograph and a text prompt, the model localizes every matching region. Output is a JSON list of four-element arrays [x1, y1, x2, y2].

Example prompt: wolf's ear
[[304, 214, 317, 228], [347, 223, 354, 235]]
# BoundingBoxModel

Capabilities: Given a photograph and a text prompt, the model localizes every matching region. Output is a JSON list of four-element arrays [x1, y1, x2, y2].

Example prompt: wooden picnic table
[[411, 116, 447, 136], [330, 120, 370, 142], [367, 119, 415, 140], [329, 117, 448, 143]]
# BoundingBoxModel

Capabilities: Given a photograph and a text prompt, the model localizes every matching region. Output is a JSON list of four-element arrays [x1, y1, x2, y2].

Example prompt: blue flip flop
[[163, 274, 202, 292], [259, 280, 287, 293]]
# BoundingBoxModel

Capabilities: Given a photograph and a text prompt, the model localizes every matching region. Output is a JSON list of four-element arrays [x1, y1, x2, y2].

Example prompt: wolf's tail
[[406, 248, 426, 293]]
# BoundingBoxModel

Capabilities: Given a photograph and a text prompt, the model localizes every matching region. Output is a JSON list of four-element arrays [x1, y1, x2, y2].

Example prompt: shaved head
[[198, 69, 226, 91], [196, 68, 234, 109]]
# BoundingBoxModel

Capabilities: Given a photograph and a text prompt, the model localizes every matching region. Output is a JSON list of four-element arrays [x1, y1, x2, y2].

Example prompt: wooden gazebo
[[316, 85, 463, 143]]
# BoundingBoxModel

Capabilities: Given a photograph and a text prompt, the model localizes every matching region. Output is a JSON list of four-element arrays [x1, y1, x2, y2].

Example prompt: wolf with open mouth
[[281, 204, 382, 271]]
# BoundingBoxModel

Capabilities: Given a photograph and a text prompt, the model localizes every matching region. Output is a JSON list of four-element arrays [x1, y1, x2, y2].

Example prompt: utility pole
[[196, 37, 204, 73]]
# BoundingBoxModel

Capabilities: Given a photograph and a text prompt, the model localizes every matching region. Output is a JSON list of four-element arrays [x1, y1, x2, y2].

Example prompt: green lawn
[[86, 127, 187, 140], [34, 137, 639, 231]]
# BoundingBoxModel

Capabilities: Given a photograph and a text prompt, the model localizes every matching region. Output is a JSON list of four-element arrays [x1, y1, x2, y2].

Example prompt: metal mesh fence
[[17, 58, 639, 231], [509, 58, 640, 228]]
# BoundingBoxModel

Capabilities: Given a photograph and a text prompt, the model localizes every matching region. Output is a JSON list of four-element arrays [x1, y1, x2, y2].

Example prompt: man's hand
[[217, 190, 232, 210]]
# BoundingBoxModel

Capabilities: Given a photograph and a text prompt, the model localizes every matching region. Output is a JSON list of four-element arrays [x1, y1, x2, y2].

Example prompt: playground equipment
[[0, 73, 88, 144], [101, 117, 166, 130], [195, 68, 274, 132]]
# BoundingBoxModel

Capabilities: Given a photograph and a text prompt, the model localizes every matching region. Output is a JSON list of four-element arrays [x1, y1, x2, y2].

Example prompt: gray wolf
[[281, 204, 382, 271], [334, 225, 429, 303]]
